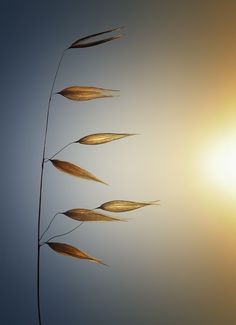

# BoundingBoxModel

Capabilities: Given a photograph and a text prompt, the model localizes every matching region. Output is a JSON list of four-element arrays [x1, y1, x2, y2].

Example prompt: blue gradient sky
[[2, 1, 236, 324]]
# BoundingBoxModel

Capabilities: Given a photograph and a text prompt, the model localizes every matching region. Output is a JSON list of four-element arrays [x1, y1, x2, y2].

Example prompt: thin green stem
[[37, 49, 66, 325], [39, 212, 61, 241], [44, 141, 75, 162], [45, 222, 84, 243]]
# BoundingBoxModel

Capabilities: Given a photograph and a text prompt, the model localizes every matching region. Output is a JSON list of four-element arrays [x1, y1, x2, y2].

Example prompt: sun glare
[[203, 134, 236, 194]]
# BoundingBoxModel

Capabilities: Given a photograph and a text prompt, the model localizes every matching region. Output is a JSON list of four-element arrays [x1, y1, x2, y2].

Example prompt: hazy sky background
[[1, 1, 236, 324]]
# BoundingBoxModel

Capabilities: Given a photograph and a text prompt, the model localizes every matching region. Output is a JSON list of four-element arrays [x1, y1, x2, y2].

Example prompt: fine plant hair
[[37, 27, 159, 325]]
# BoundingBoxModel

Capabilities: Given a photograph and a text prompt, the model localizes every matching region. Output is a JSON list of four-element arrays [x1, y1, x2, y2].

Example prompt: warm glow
[[203, 134, 236, 194]]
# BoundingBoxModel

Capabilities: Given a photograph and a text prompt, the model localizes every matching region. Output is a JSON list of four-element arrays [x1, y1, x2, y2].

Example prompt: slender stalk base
[[36, 50, 66, 325], [37, 244, 42, 325]]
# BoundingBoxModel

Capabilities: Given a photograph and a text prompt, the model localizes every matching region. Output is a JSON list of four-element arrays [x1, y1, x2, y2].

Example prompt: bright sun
[[203, 134, 236, 194]]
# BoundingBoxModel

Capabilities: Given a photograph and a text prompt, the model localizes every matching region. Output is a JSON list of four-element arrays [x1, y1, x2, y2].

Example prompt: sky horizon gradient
[[1, 1, 236, 324]]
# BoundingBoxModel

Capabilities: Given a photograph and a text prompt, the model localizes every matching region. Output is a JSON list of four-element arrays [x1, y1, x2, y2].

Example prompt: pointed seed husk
[[64, 208, 127, 222], [77, 133, 136, 145], [58, 86, 119, 101], [97, 200, 160, 212], [47, 242, 107, 265], [69, 27, 123, 48], [50, 159, 107, 185]]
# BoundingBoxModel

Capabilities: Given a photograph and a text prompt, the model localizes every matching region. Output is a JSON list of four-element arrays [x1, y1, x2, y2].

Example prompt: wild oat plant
[[37, 27, 159, 325]]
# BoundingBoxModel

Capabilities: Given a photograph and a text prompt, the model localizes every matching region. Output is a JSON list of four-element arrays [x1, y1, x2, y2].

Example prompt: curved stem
[[39, 212, 61, 241], [37, 49, 66, 325], [45, 222, 84, 243], [45, 141, 75, 162]]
